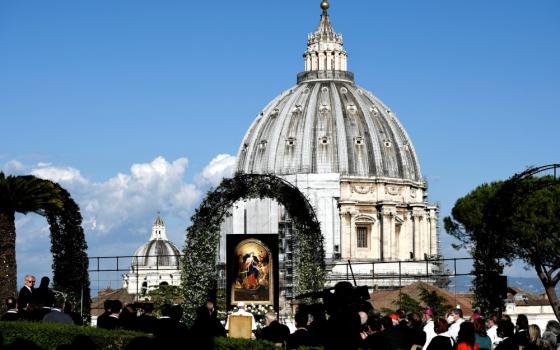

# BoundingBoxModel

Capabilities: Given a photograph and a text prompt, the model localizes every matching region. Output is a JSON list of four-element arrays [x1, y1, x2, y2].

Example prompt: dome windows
[[340, 87, 348, 94], [235, 82, 421, 181], [319, 104, 331, 116], [286, 137, 296, 147]]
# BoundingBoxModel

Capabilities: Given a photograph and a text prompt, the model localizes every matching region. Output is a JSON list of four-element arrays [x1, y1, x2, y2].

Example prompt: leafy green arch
[[182, 173, 326, 324], [0, 174, 90, 318], [45, 183, 91, 320]]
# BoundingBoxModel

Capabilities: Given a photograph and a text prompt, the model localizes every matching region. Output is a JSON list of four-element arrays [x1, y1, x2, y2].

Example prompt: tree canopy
[[445, 168, 560, 321], [45, 184, 91, 320], [444, 181, 507, 316]]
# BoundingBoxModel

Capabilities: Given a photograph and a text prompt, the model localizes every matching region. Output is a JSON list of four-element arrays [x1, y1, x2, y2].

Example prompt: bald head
[[265, 311, 277, 325]]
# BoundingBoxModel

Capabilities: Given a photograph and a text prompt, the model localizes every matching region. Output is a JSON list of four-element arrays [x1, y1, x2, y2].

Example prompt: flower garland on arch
[[181, 173, 326, 325]]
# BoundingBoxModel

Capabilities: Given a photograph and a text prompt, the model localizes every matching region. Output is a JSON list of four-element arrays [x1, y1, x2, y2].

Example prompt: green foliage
[[146, 284, 182, 314], [393, 292, 421, 314], [444, 181, 507, 316], [0, 321, 322, 350], [0, 172, 63, 214], [182, 173, 326, 326], [445, 169, 560, 321], [45, 184, 91, 322], [419, 288, 452, 317], [491, 175, 560, 270], [0, 172, 63, 306], [0, 321, 142, 349]]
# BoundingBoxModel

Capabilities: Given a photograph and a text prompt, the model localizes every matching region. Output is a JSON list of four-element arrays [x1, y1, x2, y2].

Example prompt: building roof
[[235, 2, 423, 183], [369, 281, 473, 315], [91, 288, 136, 317]]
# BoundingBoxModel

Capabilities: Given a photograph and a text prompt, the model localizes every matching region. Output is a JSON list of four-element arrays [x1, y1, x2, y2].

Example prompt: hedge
[[0, 321, 142, 349], [0, 321, 325, 349]]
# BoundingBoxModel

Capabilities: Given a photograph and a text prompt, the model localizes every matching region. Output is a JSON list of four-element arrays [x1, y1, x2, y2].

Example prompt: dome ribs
[[235, 81, 423, 183], [348, 84, 383, 177], [314, 83, 338, 173], [238, 87, 291, 174], [267, 85, 307, 174], [329, 81, 350, 175], [301, 83, 321, 173]]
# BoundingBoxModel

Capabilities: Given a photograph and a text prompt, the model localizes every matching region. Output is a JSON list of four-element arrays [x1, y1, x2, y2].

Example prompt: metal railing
[[88, 255, 474, 300]]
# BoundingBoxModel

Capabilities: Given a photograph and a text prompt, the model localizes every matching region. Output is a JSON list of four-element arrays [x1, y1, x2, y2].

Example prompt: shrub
[[0, 321, 325, 349], [0, 321, 142, 349]]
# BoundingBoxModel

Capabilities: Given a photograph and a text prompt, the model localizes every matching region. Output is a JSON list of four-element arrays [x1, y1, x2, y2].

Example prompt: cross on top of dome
[[154, 211, 164, 227], [304, 1, 347, 73], [150, 211, 168, 241]]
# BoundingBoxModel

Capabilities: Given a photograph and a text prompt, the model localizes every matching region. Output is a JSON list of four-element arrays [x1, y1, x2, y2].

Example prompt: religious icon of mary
[[231, 238, 273, 305]]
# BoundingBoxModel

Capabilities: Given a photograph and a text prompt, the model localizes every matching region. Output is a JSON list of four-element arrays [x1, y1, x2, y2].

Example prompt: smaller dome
[[131, 213, 181, 268], [132, 239, 181, 268]]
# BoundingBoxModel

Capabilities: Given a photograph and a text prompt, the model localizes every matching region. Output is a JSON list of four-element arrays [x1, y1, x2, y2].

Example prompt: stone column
[[428, 208, 438, 257], [334, 51, 340, 70], [342, 53, 348, 71], [380, 207, 395, 260], [340, 208, 354, 259], [412, 209, 423, 260]]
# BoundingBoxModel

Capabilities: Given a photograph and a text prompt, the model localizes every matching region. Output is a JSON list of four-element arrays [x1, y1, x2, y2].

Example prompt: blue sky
[[1, 0, 559, 289]]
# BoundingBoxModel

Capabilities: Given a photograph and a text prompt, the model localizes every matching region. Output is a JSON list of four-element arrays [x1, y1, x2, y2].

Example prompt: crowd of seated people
[[3, 277, 560, 350]]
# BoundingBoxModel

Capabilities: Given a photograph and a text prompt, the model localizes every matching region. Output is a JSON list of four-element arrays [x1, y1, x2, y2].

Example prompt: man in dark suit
[[259, 311, 290, 345], [514, 314, 530, 348], [17, 275, 36, 310], [98, 300, 122, 330], [381, 315, 409, 350], [2, 297, 21, 321], [96, 299, 112, 329], [495, 320, 517, 350], [42, 295, 73, 325], [286, 311, 319, 350], [136, 303, 158, 333]]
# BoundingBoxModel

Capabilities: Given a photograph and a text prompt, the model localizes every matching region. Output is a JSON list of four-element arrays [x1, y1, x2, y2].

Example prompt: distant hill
[[449, 276, 559, 294]]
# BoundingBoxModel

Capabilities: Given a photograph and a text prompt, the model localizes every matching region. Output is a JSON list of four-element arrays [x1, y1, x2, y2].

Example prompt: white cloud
[[31, 164, 88, 185], [2, 160, 25, 173], [8, 154, 237, 283], [22, 155, 231, 236], [197, 154, 236, 186]]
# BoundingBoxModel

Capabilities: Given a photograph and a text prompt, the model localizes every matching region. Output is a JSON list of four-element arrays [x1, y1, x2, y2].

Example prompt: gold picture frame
[[230, 238, 274, 306]]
